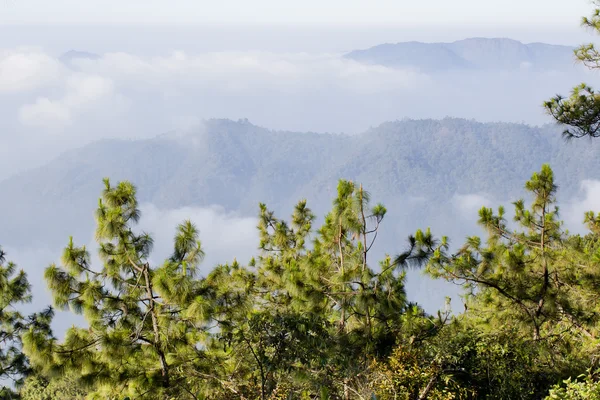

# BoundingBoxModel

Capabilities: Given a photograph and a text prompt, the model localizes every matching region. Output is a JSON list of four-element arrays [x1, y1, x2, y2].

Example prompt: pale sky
[[0, 0, 593, 27]]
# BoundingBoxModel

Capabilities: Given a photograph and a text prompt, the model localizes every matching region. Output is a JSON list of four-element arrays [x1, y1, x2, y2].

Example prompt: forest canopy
[[1, 163, 600, 399]]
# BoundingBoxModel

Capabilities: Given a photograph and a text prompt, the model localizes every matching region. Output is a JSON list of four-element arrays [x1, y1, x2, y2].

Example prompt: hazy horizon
[[0, 24, 593, 56]]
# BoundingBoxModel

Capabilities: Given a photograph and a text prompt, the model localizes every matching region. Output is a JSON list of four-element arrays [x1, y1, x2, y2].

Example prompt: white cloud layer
[[563, 180, 600, 233], [2, 45, 600, 180], [19, 97, 72, 126], [72, 51, 428, 94], [18, 74, 121, 127], [137, 204, 259, 273], [0, 48, 63, 93], [452, 193, 497, 218]]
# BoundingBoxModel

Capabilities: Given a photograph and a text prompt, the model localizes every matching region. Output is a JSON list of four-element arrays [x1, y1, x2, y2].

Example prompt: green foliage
[[546, 376, 600, 400], [10, 169, 593, 399], [201, 180, 435, 399], [545, 84, 600, 139], [0, 247, 53, 396], [11, 160, 600, 399], [17, 178, 411, 399], [369, 315, 562, 400], [20, 374, 87, 400], [544, 1, 600, 139], [426, 165, 599, 342], [416, 164, 600, 397], [0, 247, 30, 391], [370, 345, 466, 400], [22, 179, 208, 399]]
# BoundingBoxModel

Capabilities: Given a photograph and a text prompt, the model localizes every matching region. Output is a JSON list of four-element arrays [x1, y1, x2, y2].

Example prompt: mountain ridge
[[1, 117, 597, 251], [344, 37, 576, 71]]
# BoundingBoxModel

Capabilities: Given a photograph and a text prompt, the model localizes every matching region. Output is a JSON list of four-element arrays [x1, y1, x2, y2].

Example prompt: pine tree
[[544, 1, 600, 138], [209, 179, 437, 399], [426, 165, 599, 342], [22, 179, 208, 399], [0, 247, 53, 397]]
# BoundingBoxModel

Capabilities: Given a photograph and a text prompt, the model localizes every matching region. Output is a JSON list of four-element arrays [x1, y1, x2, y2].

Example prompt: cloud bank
[[18, 74, 123, 127], [138, 204, 259, 273], [452, 181, 600, 235], [562, 180, 600, 233], [0, 48, 63, 93], [452, 193, 497, 218]]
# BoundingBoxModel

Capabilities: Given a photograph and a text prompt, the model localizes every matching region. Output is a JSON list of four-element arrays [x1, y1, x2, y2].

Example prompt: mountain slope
[[344, 42, 472, 71], [2, 117, 600, 251]]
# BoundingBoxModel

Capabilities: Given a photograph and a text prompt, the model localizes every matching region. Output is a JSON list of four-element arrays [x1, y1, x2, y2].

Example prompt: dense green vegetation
[[4, 163, 600, 399], [0, 249, 53, 399]]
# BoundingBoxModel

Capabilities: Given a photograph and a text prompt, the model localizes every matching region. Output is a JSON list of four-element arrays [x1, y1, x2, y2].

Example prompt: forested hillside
[[6, 164, 600, 399], [3, 117, 600, 249]]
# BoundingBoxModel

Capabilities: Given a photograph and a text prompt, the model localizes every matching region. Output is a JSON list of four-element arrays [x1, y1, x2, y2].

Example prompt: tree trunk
[[418, 373, 438, 400], [359, 186, 372, 334], [343, 379, 350, 400], [339, 223, 346, 332], [143, 264, 170, 387]]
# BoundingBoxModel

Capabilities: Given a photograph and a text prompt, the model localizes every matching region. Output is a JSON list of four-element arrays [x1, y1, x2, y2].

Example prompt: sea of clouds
[[2, 45, 597, 180]]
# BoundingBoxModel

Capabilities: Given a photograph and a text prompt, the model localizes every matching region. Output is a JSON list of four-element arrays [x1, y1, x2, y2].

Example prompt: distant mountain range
[[59, 50, 100, 66], [345, 38, 576, 72], [58, 38, 576, 74], [2, 117, 599, 250]]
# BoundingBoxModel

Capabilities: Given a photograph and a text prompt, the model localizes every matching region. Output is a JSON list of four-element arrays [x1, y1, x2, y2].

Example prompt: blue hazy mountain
[[59, 50, 101, 69], [345, 38, 575, 71], [2, 117, 599, 250]]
